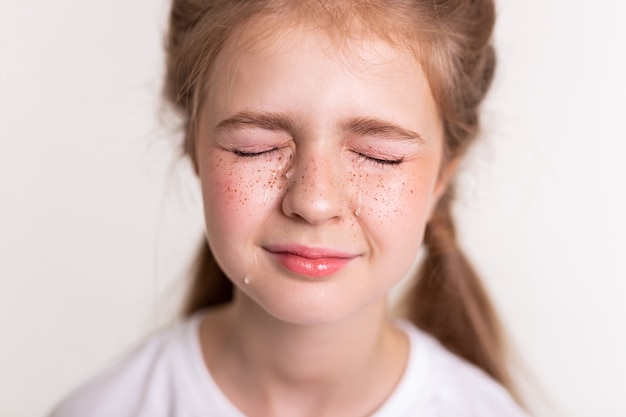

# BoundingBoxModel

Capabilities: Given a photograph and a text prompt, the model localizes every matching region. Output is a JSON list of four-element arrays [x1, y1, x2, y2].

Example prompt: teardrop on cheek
[[355, 189, 363, 217], [243, 250, 260, 286]]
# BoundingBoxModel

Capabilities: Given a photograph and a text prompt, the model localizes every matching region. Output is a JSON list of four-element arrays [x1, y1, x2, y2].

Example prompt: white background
[[1, 1, 625, 416]]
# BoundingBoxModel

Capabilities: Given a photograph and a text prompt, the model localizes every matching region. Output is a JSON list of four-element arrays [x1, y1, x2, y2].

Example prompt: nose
[[281, 148, 345, 225]]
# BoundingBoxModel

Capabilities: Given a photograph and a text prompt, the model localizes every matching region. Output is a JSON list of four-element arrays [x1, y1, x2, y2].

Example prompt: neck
[[233, 291, 389, 381], [200, 290, 408, 417]]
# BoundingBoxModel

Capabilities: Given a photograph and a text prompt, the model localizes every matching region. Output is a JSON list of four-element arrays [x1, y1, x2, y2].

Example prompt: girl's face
[[196, 24, 447, 325]]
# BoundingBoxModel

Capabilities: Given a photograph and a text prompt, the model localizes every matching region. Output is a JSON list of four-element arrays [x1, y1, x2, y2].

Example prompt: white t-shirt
[[50, 312, 528, 417]]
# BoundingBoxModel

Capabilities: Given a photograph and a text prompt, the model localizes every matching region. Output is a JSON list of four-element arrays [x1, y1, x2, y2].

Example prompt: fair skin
[[194, 21, 450, 417]]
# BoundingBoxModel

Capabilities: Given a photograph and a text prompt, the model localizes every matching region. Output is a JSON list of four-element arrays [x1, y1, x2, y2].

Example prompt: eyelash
[[233, 148, 279, 158], [232, 149, 403, 167], [356, 153, 404, 167]]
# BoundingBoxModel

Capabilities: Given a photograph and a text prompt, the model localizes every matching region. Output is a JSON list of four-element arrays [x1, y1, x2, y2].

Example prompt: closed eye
[[233, 148, 279, 158], [356, 152, 404, 167]]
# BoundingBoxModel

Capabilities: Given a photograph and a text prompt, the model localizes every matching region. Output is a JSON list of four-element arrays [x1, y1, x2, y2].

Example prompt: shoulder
[[48, 315, 202, 417], [387, 321, 529, 417]]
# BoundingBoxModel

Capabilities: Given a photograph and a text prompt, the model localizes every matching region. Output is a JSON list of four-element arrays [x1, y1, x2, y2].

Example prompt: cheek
[[350, 162, 440, 285], [350, 164, 440, 233], [199, 152, 290, 239]]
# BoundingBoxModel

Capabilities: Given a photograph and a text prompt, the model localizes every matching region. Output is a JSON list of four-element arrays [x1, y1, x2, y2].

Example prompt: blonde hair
[[164, 0, 519, 404]]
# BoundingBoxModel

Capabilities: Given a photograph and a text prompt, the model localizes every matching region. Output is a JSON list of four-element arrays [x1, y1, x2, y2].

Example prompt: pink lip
[[264, 244, 358, 278]]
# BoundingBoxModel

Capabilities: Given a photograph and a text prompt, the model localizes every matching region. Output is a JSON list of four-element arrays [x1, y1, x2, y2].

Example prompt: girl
[[52, 0, 529, 416]]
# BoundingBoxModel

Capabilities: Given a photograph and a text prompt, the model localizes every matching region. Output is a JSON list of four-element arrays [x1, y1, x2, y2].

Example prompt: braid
[[406, 185, 513, 391], [183, 239, 233, 316]]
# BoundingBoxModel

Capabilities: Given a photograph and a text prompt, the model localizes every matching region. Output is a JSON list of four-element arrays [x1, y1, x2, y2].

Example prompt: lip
[[264, 244, 358, 278]]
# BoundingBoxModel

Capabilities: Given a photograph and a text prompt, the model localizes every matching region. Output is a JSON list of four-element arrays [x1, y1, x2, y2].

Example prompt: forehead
[[203, 14, 426, 94], [199, 17, 442, 146], [206, 19, 429, 95]]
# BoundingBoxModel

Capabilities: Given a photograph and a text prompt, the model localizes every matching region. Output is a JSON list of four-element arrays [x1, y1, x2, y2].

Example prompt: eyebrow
[[215, 111, 425, 143], [215, 111, 295, 133], [340, 117, 425, 144]]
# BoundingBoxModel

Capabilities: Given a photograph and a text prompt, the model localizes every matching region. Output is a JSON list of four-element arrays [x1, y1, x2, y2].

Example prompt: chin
[[243, 284, 385, 327]]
